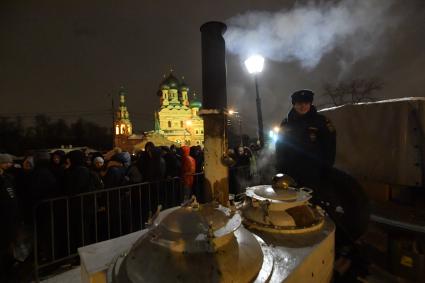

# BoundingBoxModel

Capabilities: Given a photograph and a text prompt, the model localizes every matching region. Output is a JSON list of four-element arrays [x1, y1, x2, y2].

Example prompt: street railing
[[32, 175, 192, 280]]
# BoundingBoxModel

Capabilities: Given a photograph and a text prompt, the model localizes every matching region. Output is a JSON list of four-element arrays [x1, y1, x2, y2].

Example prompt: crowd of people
[[1, 143, 205, 220], [0, 142, 261, 280]]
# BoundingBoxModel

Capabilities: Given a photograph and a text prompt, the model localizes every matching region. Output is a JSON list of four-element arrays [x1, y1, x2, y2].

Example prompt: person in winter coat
[[235, 146, 250, 168], [190, 146, 204, 173], [90, 156, 105, 190], [162, 146, 181, 178], [275, 89, 336, 190], [139, 142, 166, 182], [63, 150, 93, 251], [189, 146, 204, 200], [30, 151, 57, 199], [0, 154, 19, 282], [126, 154, 142, 184], [103, 153, 129, 237], [181, 146, 196, 200], [28, 151, 61, 262], [50, 150, 66, 191], [14, 155, 34, 222], [103, 153, 127, 188], [64, 150, 91, 195]]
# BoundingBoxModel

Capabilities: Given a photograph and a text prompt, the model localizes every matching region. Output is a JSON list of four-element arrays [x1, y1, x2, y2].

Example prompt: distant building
[[156, 71, 204, 146], [114, 71, 204, 152], [114, 87, 140, 151]]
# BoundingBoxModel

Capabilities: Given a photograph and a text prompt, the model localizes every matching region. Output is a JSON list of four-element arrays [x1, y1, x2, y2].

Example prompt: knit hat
[[0, 153, 13, 164], [93, 156, 104, 165]]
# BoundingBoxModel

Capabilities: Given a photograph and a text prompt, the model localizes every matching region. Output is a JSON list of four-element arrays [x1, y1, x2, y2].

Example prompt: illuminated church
[[156, 71, 204, 146], [115, 87, 133, 136], [114, 71, 204, 152]]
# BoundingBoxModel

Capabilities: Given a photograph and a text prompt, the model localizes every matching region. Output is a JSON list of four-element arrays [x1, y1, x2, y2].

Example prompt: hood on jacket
[[111, 152, 131, 168], [181, 146, 190, 157], [67, 150, 86, 167]]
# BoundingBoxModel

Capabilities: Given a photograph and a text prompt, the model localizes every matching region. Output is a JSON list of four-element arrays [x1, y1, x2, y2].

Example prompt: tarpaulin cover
[[320, 97, 425, 187]]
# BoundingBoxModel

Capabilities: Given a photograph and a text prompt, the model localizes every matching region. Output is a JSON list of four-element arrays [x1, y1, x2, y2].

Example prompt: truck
[[321, 97, 425, 282]]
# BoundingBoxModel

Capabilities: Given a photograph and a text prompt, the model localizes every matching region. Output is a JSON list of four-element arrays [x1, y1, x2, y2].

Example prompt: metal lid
[[242, 181, 324, 234], [254, 185, 298, 201], [154, 203, 241, 239], [158, 204, 228, 235], [111, 205, 264, 283], [246, 185, 312, 211]]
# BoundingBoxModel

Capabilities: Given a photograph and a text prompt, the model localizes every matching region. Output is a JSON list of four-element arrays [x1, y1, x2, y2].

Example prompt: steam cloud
[[225, 0, 398, 70]]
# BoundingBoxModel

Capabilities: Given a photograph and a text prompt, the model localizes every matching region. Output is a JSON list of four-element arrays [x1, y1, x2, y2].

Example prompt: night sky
[[1, 0, 424, 136]]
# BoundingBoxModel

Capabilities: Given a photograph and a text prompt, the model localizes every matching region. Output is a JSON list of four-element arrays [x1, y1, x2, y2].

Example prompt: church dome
[[158, 75, 170, 92], [162, 73, 180, 89], [159, 83, 170, 91], [180, 79, 189, 92], [190, 100, 202, 109]]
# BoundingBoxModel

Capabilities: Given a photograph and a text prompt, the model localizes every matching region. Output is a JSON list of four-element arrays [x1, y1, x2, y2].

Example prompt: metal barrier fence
[[32, 175, 193, 280], [31, 165, 265, 280]]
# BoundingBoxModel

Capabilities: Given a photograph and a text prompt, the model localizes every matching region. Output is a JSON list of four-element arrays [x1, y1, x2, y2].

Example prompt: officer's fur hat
[[291, 89, 314, 104]]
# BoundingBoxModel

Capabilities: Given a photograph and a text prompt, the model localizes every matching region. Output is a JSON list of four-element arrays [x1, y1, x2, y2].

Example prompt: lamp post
[[244, 55, 265, 148], [229, 109, 243, 147]]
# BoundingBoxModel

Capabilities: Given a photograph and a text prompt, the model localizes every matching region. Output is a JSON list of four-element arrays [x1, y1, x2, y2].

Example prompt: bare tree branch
[[321, 77, 383, 106]]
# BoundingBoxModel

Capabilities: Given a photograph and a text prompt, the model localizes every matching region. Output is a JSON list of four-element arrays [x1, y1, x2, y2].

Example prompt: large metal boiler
[[107, 177, 334, 282], [110, 201, 267, 282]]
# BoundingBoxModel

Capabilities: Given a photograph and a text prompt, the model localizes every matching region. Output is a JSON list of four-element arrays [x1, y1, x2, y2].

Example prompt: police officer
[[276, 91, 370, 279], [275, 89, 336, 190]]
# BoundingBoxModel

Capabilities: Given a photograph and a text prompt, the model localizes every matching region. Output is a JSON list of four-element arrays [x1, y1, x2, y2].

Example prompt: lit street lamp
[[269, 125, 280, 143], [244, 55, 265, 148]]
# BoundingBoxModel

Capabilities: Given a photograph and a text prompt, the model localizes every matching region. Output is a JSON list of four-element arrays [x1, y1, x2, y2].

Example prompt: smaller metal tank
[[242, 174, 325, 234], [110, 199, 266, 283]]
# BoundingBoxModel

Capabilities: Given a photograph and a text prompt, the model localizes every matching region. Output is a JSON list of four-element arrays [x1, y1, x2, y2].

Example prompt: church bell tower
[[114, 86, 133, 148]]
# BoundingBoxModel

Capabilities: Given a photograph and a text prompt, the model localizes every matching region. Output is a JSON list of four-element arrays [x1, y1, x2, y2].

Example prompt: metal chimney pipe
[[199, 21, 229, 206], [200, 22, 227, 109]]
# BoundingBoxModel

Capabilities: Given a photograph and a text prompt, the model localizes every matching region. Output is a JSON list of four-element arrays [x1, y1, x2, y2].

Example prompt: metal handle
[[299, 187, 313, 195]]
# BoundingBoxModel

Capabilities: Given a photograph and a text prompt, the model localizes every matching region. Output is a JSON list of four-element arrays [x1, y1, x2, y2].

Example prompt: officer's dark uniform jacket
[[275, 105, 336, 189]]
